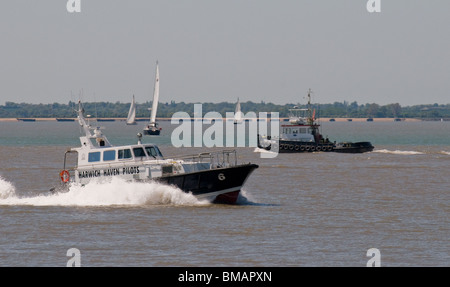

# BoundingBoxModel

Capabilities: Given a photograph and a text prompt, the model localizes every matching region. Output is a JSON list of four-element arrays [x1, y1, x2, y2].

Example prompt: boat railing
[[174, 150, 238, 169]]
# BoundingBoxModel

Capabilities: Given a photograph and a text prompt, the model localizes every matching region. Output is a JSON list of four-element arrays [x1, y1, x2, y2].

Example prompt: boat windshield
[[145, 145, 163, 158]]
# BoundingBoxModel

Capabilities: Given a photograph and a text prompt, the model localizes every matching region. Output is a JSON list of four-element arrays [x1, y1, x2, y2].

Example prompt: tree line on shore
[[1, 100, 449, 119]]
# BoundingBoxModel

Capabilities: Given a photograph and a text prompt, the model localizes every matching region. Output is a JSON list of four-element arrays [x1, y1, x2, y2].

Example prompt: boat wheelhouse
[[58, 101, 258, 204]]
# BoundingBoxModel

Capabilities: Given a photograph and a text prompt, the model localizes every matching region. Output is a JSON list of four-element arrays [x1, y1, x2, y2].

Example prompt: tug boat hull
[[259, 139, 374, 154], [332, 142, 375, 153], [277, 141, 374, 153]]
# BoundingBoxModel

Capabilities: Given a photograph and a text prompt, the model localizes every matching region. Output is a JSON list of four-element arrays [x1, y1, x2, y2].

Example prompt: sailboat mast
[[307, 88, 315, 126]]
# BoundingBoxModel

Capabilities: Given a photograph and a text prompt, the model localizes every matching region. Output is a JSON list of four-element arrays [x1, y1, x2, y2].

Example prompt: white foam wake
[[440, 151, 450, 155], [0, 177, 209, 207], [0, 176, 16, 200], [254, 147, 275, 154], [374, 149, 424, 155], [236, 189, 257, 205]]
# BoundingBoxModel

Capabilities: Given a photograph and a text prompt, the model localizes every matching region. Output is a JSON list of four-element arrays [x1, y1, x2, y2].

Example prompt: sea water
[[0, 120, 449, 266]]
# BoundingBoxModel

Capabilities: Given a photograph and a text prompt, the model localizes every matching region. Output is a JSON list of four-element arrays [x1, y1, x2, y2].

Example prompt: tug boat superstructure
[[58, 101, 258, 204], [257, 89, 374, 154]]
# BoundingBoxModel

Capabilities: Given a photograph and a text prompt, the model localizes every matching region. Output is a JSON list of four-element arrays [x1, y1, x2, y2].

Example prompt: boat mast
[[76, 101, 112, 148], [307, 88, 314, 126], [305, 88, 322, 141], [76, 101, 92, 137]]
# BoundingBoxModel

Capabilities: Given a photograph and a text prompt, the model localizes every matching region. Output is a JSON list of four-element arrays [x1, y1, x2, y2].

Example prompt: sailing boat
[[126, 95, 137, 125], [234, 98, 243, 124], [143, 62, 161, 135]]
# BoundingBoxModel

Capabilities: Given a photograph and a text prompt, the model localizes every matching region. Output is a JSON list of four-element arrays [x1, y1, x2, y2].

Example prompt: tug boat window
[[88, 152, 101, 162], [103, 150, 116, 161], [118, 149, 132, 159], [133, 147, 146, 158]]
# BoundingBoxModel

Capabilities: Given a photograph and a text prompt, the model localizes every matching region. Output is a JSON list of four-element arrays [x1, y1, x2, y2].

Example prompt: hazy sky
[[1, 1, 449, 106]]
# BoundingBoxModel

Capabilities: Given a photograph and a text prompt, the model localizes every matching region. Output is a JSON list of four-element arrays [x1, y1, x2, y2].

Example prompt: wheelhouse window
[[133, 147, 146, 158], [118, 149, 132, 159], [154, 146, 163, 158], [145, 145, 163, 158], [88, 152, 101, 162], [103, 150, 116, 161]]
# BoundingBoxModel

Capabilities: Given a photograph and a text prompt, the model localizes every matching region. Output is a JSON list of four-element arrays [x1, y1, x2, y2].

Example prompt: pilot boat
[[257, 89, 374, 154], [57, 101, 258, 204]]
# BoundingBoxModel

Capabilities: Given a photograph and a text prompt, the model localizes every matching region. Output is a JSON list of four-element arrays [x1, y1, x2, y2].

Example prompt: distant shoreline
[[0, 117, 435, 122]]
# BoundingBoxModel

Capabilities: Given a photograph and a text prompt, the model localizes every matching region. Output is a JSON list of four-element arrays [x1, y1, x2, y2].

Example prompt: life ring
[[60, 170, 70, 183]]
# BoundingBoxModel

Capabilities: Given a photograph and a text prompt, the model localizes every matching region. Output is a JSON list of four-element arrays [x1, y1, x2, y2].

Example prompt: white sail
[[126, 95, 137, 125], [150, 63, 160, 124], [143, 62, 161, 135], [234, 98, 243, 123]]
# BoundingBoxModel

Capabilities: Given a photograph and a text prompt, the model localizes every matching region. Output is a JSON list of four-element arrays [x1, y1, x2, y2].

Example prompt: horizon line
[[2, 100, 450, 107]]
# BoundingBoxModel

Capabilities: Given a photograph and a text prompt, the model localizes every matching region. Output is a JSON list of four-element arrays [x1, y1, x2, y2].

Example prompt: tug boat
[[257, 89, 374, 154], [57, 101, 258, 204]]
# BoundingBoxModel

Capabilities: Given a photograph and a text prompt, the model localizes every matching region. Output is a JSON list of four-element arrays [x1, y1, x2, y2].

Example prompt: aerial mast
[[307, 88, 315, 126]]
